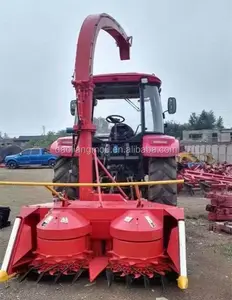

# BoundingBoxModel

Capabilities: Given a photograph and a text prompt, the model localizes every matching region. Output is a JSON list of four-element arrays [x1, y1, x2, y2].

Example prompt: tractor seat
[[109, 123, 135, 141]]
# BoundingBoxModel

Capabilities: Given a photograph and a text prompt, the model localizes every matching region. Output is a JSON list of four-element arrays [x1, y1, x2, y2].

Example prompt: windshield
[[144, 85, 164, 133], [93, 97, 141, 135], [92, 84, 164, 135]]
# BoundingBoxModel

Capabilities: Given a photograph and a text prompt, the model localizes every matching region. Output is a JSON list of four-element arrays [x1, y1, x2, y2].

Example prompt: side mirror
[[167, 97, 176, 114], [19, 152, 22, 156], [70, 100, 76, 116]]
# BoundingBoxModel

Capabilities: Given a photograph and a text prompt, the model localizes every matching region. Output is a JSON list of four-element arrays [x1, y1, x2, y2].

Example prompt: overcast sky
[[0, 0, 231, 136]]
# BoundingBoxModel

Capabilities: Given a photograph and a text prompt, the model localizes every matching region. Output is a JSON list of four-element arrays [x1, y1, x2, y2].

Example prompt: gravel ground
[[0, 168, 232, 300]]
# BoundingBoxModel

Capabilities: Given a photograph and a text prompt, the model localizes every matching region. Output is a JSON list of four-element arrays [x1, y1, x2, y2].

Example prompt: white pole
[[177, 220, 188, 289], [1, 218, 21, 272]]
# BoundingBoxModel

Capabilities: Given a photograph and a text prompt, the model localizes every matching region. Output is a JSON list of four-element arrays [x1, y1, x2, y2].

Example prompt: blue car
[[4, 148, 58, 169]]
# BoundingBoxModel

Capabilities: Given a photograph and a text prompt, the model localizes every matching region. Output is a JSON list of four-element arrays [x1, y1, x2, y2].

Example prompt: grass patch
[[185, 214, 207, 220], [221, 244, 232, 258]]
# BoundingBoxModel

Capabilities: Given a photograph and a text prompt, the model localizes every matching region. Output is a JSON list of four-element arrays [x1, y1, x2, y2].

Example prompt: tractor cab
[[91, 73, 174, 137], [55, 72, 179, 198], [70, 73, 176, 162]]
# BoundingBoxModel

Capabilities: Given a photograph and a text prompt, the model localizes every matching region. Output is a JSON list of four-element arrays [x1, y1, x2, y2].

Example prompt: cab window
[[21, 149, 30, 155], [31, 149, 40, 155]]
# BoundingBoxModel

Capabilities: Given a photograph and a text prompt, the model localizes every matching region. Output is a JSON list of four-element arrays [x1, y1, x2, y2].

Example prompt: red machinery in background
[[178, 164, 232, 221], [0, 13, 187, 290]]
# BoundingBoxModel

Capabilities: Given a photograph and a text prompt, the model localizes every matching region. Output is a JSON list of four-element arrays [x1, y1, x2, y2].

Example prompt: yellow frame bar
[[0, 179, 183, 187]]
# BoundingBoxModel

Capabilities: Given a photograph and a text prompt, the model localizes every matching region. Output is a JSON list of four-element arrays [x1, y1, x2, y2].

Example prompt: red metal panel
[[167, 226, 180, 273], [93, 73, 161, 85], [142, 135, 179, 158], [7, 200, 183, 279]]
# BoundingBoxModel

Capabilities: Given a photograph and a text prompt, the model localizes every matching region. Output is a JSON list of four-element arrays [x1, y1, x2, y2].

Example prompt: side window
[[43, 149, 49, 154], [31, 149, 40, 155], [21, 149, 30, 155]]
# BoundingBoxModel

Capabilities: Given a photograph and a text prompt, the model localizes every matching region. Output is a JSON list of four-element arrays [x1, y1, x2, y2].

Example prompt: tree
[[215, 116, 224, 129], [187, 110, 224, 130], [56, 130, 70, 137], [197, 110, 215, 130], [0, 132, 9, 139], [165, 110, 225, 138], [93, 117, 110, 133], [13, 111, 227, 148], [164, 121, 189, 139], [25, 117, 110, 148], [188, 112, 199, 129], [25, 131, 66, 148]]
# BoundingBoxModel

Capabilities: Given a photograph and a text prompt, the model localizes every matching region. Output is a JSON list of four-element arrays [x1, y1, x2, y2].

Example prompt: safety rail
[[0, 179, 184, 204], [0, 179, 183, 187]]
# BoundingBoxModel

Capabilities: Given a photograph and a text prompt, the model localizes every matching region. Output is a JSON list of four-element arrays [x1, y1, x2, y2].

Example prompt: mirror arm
[[162, 110, 168, 119]]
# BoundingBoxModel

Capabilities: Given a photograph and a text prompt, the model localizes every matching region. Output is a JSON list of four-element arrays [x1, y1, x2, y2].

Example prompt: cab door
[[17, 149, 31, 165], [29, 148, 42, 165], [40, 149, 51, 165]]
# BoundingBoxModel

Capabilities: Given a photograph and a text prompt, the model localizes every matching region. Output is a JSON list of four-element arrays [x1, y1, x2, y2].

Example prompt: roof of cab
[[92, 72, 161, 86]]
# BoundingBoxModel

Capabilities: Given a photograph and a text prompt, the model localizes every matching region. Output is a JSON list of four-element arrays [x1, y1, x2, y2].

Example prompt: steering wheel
[[106, 114, 125, 124]]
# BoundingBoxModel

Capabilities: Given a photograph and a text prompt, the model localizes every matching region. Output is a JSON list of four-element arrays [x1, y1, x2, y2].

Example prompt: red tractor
[[0, 13, 187, 290], [51, 76, 178, 205]]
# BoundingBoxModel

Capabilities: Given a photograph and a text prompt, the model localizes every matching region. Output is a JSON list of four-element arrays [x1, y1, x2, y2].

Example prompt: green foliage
[[189, 110, 223, 130], [24, 117, 110, 148], [165, 110, 224, 138], [188, 112, 199, 129], [0, 132, 9, 138], [164, 121, 190, 139], [215, 116, 224, 129], [8, 112, 225, 146], [93, 117, 110, 133], [25, 130, 71, 149], [187, 110, 223, 130]]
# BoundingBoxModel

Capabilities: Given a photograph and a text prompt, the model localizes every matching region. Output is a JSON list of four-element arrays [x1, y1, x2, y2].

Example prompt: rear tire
[[48, 159, 56, 168], [52, 157, 79, 200], [148, 157, 177, 206]]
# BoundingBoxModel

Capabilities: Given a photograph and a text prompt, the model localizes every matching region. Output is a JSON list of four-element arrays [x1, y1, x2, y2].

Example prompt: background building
[[182, 129, 232, 144], [0, 135, 45, 147]]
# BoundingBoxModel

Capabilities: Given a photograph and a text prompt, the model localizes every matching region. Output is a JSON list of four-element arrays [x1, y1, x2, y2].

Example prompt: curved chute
[[72, 13, 132, 196]]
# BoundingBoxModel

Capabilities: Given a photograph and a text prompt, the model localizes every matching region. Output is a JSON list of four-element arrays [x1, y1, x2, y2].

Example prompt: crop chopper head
[[0, 13, 188, 291]]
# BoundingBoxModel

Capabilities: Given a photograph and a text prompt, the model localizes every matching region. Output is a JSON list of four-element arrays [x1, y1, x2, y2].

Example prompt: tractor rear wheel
[[148, 157, 177, 206], [52, 157, 79, 200]]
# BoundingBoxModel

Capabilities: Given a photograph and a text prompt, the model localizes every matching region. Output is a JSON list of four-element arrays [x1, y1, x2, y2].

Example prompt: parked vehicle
[[4, 148, 58, 169]]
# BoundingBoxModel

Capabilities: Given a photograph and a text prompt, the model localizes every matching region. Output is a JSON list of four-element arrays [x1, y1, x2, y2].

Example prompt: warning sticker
[[124, 216, 133, 222], [144, 215, 155, 228], [60, 217, 68, 224]]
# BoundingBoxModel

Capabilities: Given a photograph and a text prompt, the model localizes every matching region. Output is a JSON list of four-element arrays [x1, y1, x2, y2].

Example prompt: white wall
[[184, 144, 232, 163]]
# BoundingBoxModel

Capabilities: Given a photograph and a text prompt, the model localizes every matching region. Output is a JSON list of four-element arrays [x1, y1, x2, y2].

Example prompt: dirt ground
[[0, 168, 232, 300]]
